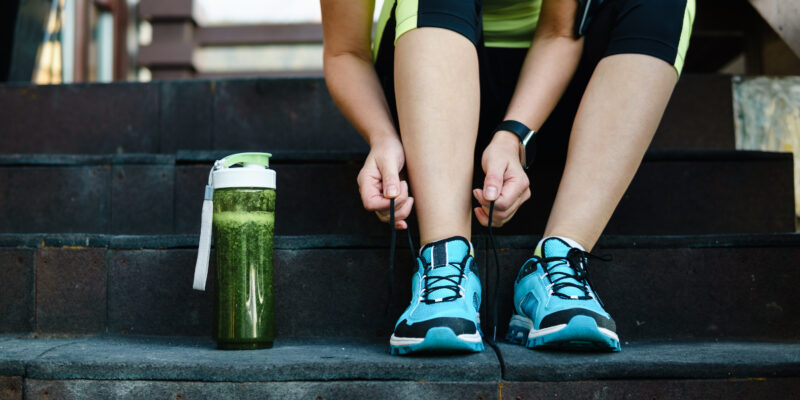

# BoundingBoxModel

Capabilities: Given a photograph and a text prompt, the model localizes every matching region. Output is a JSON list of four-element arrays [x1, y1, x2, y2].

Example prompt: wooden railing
[[137, 0, 323, 79]]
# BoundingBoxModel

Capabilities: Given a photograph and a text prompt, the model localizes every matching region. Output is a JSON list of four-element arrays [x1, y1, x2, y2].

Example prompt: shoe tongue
[[421, 236, 471, 268], [419, 237, 470, 300], [541, 238, 585, 298]]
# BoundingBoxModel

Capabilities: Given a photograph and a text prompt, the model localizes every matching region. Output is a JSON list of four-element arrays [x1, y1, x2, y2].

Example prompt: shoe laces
[[538, 249, 609, 306], [419, 255, 469, 304]]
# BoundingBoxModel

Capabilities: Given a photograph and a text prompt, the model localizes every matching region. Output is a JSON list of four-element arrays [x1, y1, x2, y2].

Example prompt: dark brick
[[212, 79, 367, 153], [159, 80, 214, 152], [489, 245, 800, 341], [502, 378, 800, 399], [607, 158, 796, 234], [0, 250, 34, 333], [0, 376, 22, 400], [25, 379, 496, 400], [275, 248, 415, 338], [110, 165, 175, 234], [35, 249, 106, 333], [501, 155, 795, 235], [653, 74, 735, 149], [0, 166, 110, 233], [107, 250, 213, 335], [0, 83, 159, 154], [275, 163, 383, 236], [173, 165, 207, 234]]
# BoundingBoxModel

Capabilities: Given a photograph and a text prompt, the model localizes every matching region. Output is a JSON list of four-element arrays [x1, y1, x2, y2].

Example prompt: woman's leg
[[394, 27, 481, 244], [544, 53, 678, 250]]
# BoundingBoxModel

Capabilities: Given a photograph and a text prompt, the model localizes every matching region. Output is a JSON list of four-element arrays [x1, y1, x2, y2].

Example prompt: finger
[[486, 188, 531, 226], [359, 172, 392, 212], [474, 206, 489, 227], [393, 197, 414, 229], [494, 171, 530, 211], [394, 196, 414, 222], [377, 157, 401, 199], [482, 157, 507, 202], [473, 188, 490, 208], [493, 180, 529, 211]]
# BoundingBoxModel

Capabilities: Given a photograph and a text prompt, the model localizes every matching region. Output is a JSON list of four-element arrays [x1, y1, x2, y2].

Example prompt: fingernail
[[485, 186, 498, 200], [386, 185, 398, 197]]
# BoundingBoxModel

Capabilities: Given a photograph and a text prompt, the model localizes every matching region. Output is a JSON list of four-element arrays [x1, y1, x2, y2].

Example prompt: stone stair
[[0, 76, 799, 399]]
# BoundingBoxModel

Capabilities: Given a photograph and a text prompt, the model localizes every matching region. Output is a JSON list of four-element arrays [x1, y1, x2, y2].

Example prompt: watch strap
[[494, 120, 532, 144]]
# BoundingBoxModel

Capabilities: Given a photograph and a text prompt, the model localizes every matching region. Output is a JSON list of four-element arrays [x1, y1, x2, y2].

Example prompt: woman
[[321, 0, 694, 354]]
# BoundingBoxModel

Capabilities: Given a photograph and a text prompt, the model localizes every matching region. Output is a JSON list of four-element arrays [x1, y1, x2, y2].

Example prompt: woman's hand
[[357, 137, 414, 229], [474, 131, 531, 227]]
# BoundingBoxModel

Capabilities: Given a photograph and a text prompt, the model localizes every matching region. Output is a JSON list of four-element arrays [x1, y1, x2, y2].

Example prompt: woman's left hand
[[474, 131, 531, 227]]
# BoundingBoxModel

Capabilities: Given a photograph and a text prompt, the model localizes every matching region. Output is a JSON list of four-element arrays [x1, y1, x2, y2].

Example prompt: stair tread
[[1, 334, 798, 382]]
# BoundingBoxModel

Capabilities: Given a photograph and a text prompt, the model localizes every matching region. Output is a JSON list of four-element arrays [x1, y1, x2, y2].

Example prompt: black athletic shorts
[[373, 0, 695, 156]]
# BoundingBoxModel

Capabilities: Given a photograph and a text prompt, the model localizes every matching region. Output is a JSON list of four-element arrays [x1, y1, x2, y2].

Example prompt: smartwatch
[[493, 120, 536, 169]]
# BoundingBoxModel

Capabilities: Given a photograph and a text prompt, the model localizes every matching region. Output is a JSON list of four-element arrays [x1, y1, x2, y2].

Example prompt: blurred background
[[0, 0, 389, 83], [1, 0, 799, 84]]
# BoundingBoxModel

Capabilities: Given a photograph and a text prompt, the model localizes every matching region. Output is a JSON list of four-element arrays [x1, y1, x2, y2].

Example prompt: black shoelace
[[420, 255, 469, 304], [385, 198, 417, 318], [535, 249, 610, 306]]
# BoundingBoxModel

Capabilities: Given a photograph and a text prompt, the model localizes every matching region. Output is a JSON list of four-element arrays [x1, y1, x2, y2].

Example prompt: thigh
[[374, 0, 484, 133]]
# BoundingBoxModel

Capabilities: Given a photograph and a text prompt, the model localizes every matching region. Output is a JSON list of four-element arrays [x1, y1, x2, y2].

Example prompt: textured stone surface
[[159, 80, 214, 152], [0, 376, 21, 400], [498, 342, 800, 381], [35, 249, 107, 333], [0, 250, 34, 333], [212, 79, 366, 153], [0, 166, 110, 233], [0, 83, 160, 154], [0, 337, 78, 376], [488, 245, 800, 341], [25, 379, 497, 400], [111, 164, 175, 234], [654, 74, 735, 149], [107, 250, 213, 335], [502, 378, 800, 399], [25, 336, 501, 382]]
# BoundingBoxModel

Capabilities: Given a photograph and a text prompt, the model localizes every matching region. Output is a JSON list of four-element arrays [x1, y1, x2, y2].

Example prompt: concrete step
[[0, 150, 794, 236], [0, 335, 798, 399], [0, 75, 734, 155], [1, 233, 798, 342]]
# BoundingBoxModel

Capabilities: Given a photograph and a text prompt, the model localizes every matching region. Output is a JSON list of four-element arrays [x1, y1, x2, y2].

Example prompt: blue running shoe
[[506, 237, 621, 351], [390, 236, 484, 355]]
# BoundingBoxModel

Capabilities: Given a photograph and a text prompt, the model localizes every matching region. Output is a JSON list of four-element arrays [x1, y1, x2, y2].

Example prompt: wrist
[[492, 130, 522, 151], [368, 130, 401, 149]]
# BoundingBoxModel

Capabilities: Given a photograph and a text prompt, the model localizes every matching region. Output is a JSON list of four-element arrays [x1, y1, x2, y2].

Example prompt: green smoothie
[[212, 188, 276, 350]]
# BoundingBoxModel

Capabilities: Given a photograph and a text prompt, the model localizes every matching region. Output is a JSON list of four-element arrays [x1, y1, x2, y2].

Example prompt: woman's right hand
[[357, 137, 414, 229]]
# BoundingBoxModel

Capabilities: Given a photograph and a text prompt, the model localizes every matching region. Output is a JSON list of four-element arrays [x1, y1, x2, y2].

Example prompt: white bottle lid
[[211, 153, 276, 190], [212, 166, 276, 189]]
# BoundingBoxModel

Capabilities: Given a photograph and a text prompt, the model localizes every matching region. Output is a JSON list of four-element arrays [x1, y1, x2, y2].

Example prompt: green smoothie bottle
[[192, 152, 276, 350]]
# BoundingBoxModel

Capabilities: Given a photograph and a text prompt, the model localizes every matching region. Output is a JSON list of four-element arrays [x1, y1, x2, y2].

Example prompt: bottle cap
[[212, 152, 276, 190]]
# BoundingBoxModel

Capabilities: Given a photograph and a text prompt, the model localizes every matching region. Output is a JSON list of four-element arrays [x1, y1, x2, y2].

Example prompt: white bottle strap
[[192, 167, 216, 291]]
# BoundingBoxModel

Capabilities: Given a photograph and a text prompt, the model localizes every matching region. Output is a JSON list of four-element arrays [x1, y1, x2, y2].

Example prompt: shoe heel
[[505, 314, 533, 345]]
